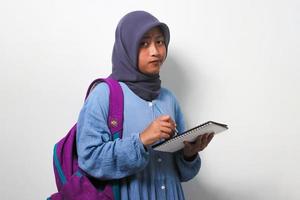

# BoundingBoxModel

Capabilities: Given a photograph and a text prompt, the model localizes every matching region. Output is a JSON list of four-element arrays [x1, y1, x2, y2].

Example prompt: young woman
[[76, 10, 214, 200]]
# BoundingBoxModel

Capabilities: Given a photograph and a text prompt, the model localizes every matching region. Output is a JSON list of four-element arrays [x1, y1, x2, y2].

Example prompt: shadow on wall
[[160, 55, 188, 102], [182, 178, 257, 200], [160, 54, 195, 117], [160, 54, 205, 127], [161, 55, 255, 200]]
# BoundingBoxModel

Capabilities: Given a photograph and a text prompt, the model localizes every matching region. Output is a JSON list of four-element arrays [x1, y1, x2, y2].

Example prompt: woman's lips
[[149, 60, 162, 64]]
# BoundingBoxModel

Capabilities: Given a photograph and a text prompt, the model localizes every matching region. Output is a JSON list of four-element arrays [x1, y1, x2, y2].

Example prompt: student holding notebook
[[76, 11, 214, 200]]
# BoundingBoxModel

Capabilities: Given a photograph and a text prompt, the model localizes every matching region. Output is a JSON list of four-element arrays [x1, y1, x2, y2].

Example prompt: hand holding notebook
[[152, 121, 228, 152]]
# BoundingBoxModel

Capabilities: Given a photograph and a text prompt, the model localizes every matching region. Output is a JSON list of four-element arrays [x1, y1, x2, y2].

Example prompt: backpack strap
[[85, 77, 124, 139], [85, 77, 123, 199]]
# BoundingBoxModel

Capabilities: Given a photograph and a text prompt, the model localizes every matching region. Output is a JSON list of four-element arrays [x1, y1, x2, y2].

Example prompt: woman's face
[[138, 27, 166, 75]]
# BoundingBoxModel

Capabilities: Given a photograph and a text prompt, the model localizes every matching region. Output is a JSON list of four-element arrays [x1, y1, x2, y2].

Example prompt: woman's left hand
[[183, 133, 215, 160]]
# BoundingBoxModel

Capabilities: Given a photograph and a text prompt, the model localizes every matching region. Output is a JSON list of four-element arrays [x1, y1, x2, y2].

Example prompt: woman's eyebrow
[[142, 33, 164, 39], [156, 35, 164, 39]]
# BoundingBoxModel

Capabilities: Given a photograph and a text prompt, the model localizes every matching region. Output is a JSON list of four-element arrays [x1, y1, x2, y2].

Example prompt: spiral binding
[[161, 122, 212, 146]]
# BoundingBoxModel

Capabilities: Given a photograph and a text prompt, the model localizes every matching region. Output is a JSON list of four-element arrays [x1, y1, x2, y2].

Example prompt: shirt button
[[161, 185, 166, 190], [157, 158, 162, 162], [149, 102, 153, 107]]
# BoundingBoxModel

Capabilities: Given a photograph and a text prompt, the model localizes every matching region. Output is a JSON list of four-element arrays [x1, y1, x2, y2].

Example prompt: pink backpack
[[48, 78, 123, 200]]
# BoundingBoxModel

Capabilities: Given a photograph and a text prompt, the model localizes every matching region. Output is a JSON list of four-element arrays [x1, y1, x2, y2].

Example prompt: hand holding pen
[[139, 115, 177, 147], [155, 104, 179, 136]]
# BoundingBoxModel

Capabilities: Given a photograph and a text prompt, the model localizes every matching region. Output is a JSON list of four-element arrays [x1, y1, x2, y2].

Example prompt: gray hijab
[[109, 11, 170, 101]]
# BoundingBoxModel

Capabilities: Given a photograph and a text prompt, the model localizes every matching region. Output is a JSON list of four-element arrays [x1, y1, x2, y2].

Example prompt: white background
[[1, 0, 299, 199]]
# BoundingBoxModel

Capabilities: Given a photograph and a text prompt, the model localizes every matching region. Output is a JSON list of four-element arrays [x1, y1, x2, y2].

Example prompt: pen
[[174, 127, 179, 136]]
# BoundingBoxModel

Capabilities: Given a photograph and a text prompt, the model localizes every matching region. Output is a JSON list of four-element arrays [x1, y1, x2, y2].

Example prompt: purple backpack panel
[[48, 78, 123, 200]]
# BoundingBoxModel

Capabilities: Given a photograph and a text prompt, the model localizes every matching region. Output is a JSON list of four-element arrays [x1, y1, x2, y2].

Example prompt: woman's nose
[[149, 43, 159, 56]]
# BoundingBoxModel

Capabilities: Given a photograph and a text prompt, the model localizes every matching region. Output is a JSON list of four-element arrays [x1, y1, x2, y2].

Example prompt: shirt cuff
[[133, 133, 150, 156], [179, 150, 200, 165]]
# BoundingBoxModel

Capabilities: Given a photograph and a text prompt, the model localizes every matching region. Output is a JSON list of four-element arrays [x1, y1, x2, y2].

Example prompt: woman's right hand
[[139, 115, 176, 146]]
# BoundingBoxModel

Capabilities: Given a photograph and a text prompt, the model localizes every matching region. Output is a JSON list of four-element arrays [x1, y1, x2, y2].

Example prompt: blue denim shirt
[[76, 82, 201, 200]]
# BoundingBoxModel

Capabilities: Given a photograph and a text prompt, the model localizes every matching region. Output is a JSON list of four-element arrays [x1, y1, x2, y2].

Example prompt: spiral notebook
[[152, 121, 228, 152]]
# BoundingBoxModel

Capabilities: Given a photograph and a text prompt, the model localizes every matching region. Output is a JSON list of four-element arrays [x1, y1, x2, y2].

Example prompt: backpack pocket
[[60, 171, 114, 200]]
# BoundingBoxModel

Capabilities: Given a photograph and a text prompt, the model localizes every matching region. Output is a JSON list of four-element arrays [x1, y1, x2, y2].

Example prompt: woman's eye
[[140, 41, 148, 47], [157, 40, 165, 45]]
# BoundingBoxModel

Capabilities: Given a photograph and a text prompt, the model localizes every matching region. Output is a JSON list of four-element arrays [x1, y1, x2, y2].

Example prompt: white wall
[[1, 0, 299, 199]]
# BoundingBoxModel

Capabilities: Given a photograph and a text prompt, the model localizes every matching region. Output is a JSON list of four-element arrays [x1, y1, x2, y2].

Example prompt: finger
[[160, 126, 174, 136], [160, 121, 175, 129], [206, 133, 214, 145], [187, 139, 204, 152], [167, 117, 176, 127], [200, 133, 213, 150], [194, 134, 207, 151], [201, 133, 209, 145], [160, 116, 177, 129], [159, 115, 171, 122], [183, 141, 193, 149], [203, 133, 213, 144], [160, 132, 172, 140], [160, 121, 176, 133], [195, 135, 204, 146]]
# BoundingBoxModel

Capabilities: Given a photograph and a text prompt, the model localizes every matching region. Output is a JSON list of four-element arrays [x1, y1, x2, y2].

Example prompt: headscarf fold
[[109, 11, 170, 101]]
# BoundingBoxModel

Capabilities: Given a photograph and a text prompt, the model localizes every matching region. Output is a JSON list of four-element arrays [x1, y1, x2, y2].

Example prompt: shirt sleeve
[[172, 97, 201, 182], [76, 83, 149, 180]]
